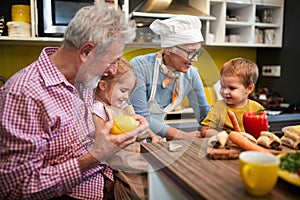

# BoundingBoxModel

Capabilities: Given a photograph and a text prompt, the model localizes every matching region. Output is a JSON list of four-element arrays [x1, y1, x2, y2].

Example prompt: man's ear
[[79, 42, 95, 61]]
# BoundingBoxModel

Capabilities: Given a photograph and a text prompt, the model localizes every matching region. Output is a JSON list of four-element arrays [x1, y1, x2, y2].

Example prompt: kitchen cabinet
[[0, 0, 118, 45], [0, 0, 284, 48], [206, 0, 284, 47], [0, 0, 215, 45]]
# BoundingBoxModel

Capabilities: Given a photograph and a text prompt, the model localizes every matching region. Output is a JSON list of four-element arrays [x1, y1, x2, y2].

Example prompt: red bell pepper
[[242, 110, 269, 139]]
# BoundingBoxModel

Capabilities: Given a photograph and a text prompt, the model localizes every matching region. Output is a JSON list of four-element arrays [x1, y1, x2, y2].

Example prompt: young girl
[[92, 58, 137, 130], [91, 58, 159, 200], [92, 58, 159, 142], [201, 57, 265, 137]]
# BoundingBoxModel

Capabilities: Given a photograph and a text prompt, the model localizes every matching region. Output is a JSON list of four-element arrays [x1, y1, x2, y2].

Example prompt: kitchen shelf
[[206, 0, 284, 47], [0, 36, 163, 48], [1, 0, 284, 48], [0, 36, 63, 45]]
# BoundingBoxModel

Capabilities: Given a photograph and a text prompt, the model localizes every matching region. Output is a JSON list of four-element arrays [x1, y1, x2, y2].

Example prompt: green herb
[[280, 152, 300, 174]]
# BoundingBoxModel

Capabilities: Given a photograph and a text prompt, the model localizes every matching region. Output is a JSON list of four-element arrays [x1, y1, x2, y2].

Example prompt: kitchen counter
[[268, 113, 300, 131], [165, 108, 199, 132], [165, 108, 300, 132], [268, 113, 300, 122], [141, 139, 300, 200]]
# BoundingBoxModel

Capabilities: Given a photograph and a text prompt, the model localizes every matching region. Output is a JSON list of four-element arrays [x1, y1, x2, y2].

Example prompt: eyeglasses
[[174, 46, 204, 60]]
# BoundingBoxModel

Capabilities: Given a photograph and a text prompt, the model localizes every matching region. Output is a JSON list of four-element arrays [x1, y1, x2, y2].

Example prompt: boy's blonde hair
[[220, 57, 258, 87], [95, 58, 136, 102]]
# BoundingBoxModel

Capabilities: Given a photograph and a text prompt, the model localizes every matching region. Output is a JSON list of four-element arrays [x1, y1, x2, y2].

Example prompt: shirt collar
[[37, 47, 74, 89]]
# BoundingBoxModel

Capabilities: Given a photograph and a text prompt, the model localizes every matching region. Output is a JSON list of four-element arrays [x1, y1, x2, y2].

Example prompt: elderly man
[[129, 15, 210, 140], [0, 2, 149, 199]]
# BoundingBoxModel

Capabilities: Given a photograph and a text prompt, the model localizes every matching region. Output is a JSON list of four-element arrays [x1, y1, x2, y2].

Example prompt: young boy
[[201, 57, 264, 137]]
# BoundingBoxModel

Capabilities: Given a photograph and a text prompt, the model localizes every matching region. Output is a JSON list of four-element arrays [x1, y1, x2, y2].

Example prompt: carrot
[[227, 110, 241, 132], [229, 131, 271, 154]]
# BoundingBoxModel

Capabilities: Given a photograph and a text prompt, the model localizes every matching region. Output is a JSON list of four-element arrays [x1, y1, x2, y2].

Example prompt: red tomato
[[243, 111, 269, 139]]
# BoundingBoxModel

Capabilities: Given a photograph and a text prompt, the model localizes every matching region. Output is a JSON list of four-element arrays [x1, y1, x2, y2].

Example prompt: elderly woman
[[129, 15, 210, 140]]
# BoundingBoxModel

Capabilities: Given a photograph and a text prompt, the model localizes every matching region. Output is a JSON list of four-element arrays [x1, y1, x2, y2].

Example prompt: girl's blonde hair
[[94, 58, 136, 103], [220, 57, 259, 87]]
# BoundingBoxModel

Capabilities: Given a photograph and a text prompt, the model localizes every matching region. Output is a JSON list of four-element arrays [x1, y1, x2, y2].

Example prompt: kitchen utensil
[[281, 125, 295, 132], [11, 4, 31, 23], [239, 151, 279, 196], [229, 34, 240, 43], [261, 9, 273, 23], [7, 21, 31, 37], [264, 29, 276, 44], [277, 153, 300, 187], [255, 28, 264, 43], [0, 16, 4, 36], [264, 110, 282, 116]]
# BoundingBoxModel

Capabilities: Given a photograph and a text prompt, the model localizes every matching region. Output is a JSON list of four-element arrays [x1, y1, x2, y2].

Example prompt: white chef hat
[[150, 15, 203, 48]]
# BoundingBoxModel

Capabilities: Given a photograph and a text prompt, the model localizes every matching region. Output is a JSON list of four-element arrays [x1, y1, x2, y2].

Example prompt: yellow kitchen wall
[[0, 45, 50, 80], [1, 45, 256, 79], [0, 44, 256, 95]]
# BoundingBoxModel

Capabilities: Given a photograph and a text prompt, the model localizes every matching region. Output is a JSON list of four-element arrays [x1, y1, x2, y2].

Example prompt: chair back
[[0, 76, 7, 86]]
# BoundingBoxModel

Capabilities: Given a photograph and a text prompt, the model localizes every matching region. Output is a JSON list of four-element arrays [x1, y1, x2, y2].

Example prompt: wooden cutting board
[[207, 144, 299, 160]]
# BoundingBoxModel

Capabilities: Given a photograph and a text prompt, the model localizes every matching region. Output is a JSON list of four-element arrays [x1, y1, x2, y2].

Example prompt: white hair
[[63, 1, 136, 56]]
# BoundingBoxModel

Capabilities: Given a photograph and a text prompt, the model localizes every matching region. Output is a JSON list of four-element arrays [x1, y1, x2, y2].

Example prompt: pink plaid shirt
[[0, 47, 113, 199]]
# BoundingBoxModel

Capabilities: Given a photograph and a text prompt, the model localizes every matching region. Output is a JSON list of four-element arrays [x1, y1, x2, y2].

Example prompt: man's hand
[[90, 120, 136, 161], [79, 115, 150, 173], [79, 120, 137, 172], [132, 114, 150, 141]]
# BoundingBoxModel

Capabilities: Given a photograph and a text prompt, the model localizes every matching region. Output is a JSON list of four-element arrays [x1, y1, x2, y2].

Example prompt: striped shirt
[[0, 47, 113, 199]]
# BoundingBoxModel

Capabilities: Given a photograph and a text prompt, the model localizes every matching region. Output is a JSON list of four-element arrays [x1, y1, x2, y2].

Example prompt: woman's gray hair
[[63, 1, 136, 55]]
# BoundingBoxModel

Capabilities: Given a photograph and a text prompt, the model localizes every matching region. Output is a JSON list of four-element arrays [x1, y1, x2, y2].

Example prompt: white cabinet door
[[206, 0, 284, 47]]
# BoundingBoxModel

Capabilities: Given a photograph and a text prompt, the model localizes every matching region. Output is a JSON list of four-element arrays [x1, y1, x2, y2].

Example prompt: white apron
[[147, 55, 184, 122]]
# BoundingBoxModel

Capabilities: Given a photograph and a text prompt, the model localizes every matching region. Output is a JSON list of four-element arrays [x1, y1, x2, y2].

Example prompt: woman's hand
[[177, 130, 201, 140], [166, 126, 201, 140]]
